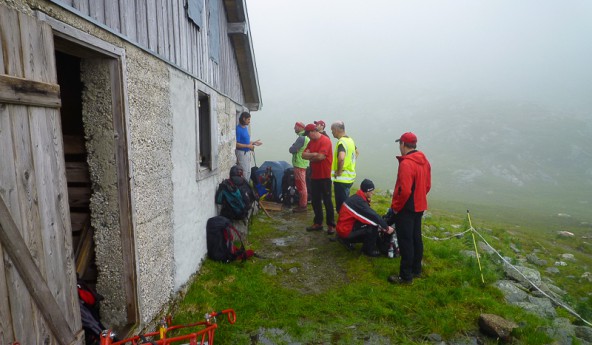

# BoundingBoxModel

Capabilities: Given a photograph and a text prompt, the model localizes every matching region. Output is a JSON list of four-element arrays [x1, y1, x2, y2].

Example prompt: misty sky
[[244, 0, 592, 203]]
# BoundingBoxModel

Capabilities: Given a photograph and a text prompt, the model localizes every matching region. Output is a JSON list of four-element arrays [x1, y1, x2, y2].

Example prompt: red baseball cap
[[314, 120, 326, 127], [396, 132, 417, 144], [295, 122, 305, 129], [304, 123, 317, 134]]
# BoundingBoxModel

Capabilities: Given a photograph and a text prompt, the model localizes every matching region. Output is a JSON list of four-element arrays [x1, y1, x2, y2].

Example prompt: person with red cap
[[387, 132, 431, 285], [302, 123, 335, 234], [314, 120, 329, 137], [289, 122, 310, 212]]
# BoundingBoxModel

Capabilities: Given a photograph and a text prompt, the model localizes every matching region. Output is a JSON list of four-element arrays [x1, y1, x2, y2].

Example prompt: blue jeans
[[333, 182, 353, 213]]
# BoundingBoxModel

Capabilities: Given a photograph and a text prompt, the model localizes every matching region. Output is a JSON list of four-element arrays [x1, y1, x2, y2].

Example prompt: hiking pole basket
[[99, 309, 236, 345]]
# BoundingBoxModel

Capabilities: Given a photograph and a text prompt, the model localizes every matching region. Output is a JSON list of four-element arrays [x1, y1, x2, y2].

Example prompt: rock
[[510, 243, 521, 253], [451, 224, 461, 229], [526, 253, 547, 266], [575, 325, 592, 342], [582, 272, 592, 283], [545, 318, 575, 345], [289, 267, 298, 274], [560, 253, 576, 262], [494, 280, 528, 303], [425, 333, 442, 342], [461, 250, 478, 258], [513, 300, 556, 318], [263, 264, 277, 276], [546, 267, 561, 274], [478, 314, 517, 341], [528, 295, 557, 318], [555, 261, 568, 267], [503, 264, 542, 289], [557, 231, 575, 237], [478, 241, 495, 255]]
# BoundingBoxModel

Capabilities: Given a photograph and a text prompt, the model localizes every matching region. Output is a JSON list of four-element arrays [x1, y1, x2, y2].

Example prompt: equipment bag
[[206, 216, 253, 262], [215, 174, 255, 221], [280, 167, 300, 206]]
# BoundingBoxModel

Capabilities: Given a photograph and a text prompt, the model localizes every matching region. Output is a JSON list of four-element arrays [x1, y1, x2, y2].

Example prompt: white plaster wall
[[170, 69, 218, 289]]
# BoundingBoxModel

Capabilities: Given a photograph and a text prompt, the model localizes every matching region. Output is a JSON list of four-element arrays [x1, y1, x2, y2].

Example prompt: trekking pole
[[467, 210, 485, 284]]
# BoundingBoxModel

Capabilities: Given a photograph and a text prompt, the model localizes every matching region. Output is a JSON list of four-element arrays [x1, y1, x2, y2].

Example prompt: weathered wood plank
[[74, 220, 93, 279], [0, 6, 24, 78], [155, 0, 167, 56], [0, 101, 16, 344], [0, 194, 76, 345], [178, 0, 187, 69], [171, 0, 180, 64], [70, 212, 89, 233], [67, 186, 91, 208], [72, 0, 90, 17], [105, 0, 121, 32], [0, 74, 61, 108], [30, 106, 80, 333], [120, 0, 137, 42], [88, 0, 105, 23], [65, 162, 90, 183], [146, 0, 158, 51], [135, 0, 148, 47]]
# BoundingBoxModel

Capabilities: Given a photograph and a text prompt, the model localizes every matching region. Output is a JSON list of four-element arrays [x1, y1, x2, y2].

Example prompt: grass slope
[[170, 192, 592, 344]]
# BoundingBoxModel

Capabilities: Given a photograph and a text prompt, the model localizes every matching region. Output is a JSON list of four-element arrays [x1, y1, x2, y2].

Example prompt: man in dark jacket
[[388, 132, 431, 284], [336, 179, 394, 257]]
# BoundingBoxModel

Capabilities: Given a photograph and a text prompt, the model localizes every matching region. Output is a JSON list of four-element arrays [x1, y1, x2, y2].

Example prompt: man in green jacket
[[289, 122, 310, 212]]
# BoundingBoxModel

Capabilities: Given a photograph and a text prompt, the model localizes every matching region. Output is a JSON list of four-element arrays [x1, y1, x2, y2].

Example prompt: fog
[[245, 0, 592, 224]]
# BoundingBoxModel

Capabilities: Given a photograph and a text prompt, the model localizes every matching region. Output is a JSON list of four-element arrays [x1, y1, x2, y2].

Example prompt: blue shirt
[[236, 125, 250, 152]]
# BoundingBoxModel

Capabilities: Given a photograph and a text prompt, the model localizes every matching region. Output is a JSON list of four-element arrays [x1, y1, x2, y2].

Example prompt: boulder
[[526, 253, 547, 266], [560, 253, 576, 262], [503, 264, 542, 289], [546, 267, 561, 275], [478, 314, 517, 341], [575, 325, 592, 342], [494, 280, 528, 303], [478, 241, 495, 255]]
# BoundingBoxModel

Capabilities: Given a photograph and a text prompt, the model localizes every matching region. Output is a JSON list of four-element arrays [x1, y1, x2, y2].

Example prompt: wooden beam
[[227, 22, 247, 35], [0, 74, 61, 108], [0, 194, 76, 345]]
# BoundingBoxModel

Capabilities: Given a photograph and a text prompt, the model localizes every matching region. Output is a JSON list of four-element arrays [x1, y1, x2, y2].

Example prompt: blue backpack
[[215, 166, 254, 220]]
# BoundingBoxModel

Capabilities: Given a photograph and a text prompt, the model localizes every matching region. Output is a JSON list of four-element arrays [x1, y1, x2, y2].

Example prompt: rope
[[421, 212, 592, 327]]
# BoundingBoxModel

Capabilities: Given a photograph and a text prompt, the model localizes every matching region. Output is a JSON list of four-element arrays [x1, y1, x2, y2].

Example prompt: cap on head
[[314, 120, 326, 128], [360, 179, 375, 193], [295, 122, 305, 129], [395, 132, 418, 144], [304, 123, 317, 134]]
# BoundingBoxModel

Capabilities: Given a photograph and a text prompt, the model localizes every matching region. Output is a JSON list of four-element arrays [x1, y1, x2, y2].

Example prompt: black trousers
[[394, 210, 424, 281], [345, 223, 379, 252], [310, 178, 335, 226]]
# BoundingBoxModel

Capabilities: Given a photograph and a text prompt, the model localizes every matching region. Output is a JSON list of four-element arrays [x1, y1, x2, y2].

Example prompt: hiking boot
[[326, 225, 336, 235], [337, 237, 355, 251], [363, 249, 381, 257], [293, 206, 308, 213], [306, 224, 323, 232], [387, 275, 413, 285]]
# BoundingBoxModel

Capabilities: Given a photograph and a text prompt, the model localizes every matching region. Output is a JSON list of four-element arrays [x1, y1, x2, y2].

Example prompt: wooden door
[[0, 4, 83, 345]]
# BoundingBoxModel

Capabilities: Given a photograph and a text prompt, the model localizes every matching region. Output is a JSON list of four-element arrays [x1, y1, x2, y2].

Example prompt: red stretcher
[[99, 309, 236, 345]]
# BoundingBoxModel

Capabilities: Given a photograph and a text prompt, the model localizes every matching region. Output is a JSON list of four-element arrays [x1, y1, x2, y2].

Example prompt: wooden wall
[[49, 0, 245, 104]]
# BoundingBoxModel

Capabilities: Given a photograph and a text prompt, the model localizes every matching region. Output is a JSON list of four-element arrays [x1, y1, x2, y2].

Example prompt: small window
[[198, 91, 212, 169]]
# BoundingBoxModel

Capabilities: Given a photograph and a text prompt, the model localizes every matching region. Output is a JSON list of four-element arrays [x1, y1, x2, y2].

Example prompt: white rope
[[470, 227, 592, 327], [421, 223, 592, 326], [422, 228, 473, 241]]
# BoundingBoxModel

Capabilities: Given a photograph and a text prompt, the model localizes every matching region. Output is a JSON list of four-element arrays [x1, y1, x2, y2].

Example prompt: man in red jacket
[[388, 132, 431, 285], [336, 179, 394, 257]]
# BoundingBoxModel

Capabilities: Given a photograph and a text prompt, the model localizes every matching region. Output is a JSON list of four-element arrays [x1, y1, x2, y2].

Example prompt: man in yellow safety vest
[[330, 121, 357, 213]]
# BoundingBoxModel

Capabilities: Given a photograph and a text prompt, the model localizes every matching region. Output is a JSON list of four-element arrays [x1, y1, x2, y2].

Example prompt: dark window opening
[[198, 91, 212, 169]]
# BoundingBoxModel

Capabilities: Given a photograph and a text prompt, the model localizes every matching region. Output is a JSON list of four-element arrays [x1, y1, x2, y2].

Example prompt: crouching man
[[336, 179, 394, 257]]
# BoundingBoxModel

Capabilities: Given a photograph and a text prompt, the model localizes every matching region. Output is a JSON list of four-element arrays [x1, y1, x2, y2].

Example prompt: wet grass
[[169, 191, 592, 344]]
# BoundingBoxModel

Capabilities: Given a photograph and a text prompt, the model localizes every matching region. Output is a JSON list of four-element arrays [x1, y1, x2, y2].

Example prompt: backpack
[[206, 216, 253, 262], [215, 167, 255, 221], [281, 167, 299, 206], [77, 280, 109, 345]]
